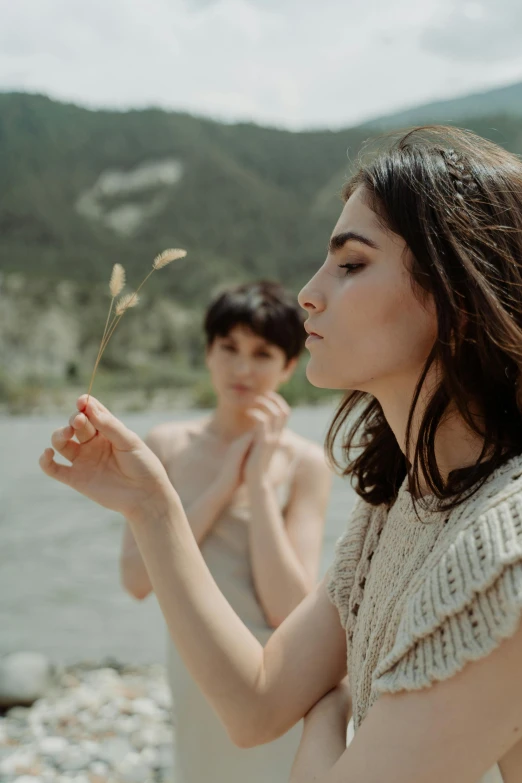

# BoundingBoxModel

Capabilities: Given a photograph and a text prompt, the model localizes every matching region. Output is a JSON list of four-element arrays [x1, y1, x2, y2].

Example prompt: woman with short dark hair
[[119, 279, 331, 783]]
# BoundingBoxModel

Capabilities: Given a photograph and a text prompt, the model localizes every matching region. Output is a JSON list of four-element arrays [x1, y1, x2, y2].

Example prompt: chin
[[227, 390, 256, 406], [306, 361, 366, 392], [305, 361, 339, 390]]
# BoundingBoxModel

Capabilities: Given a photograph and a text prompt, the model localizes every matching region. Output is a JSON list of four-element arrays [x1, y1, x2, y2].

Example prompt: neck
[[373, 371, 485, 493], [206, 400, 259, 443]]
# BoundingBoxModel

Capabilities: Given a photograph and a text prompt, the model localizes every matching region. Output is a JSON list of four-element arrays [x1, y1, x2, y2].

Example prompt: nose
[[298, 274, 326, 314], [234, 356, 252, 376]]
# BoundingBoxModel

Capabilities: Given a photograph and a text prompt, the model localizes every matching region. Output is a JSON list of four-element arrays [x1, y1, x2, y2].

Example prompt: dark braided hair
[[439, 147, 479, 202]]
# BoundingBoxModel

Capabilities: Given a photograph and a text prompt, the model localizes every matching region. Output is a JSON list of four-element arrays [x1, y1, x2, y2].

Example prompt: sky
[[1, 0, 522, 130]]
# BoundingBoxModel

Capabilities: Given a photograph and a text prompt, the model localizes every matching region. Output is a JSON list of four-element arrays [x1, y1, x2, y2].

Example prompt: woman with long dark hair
[[41, 126, 522, 782]]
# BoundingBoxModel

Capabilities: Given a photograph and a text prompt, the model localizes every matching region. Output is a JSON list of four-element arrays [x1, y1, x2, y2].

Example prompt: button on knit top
[[327, 454, 522, 732]]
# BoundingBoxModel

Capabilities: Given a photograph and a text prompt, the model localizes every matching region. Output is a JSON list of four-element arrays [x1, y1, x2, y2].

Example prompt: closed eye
[[337, 262, 364, 275]]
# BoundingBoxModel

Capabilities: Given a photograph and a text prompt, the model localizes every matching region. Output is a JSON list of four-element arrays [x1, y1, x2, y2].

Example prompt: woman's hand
[[213, 431, 255, 501], [244, 392, 290, 489], [39, 395, 176, 521], [304, 677, 352, 725]]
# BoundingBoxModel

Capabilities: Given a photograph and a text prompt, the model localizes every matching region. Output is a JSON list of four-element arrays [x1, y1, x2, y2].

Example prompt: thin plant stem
[[86, 298, 115, 404], [93, 299, 114, 372], [98, 268, 154, 356], [86, 268, 155, 402]]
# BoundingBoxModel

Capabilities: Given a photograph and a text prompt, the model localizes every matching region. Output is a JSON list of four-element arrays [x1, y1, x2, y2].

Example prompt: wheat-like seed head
[[109, 263, 126, 297], [115, 292, 140, 315], [152, 248, 187, 270]]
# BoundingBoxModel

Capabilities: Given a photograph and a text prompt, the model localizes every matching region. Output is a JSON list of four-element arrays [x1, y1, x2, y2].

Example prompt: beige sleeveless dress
[[166, 450, 302, 783]]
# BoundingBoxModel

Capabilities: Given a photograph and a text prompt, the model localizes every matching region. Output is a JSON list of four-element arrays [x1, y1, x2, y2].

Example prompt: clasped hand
[[205, 391, 291, 501]]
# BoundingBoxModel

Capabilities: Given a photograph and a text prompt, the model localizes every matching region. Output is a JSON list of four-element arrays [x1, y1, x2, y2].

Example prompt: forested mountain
[[364, 80, 522, 129], [2, 88, 522, 411]]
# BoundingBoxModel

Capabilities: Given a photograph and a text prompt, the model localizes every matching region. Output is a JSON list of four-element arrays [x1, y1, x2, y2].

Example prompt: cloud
[[182, 0, 306, 9], [1, 0, 522, 128], [183, 0, 218, 8], [422, 0, 522, 62]]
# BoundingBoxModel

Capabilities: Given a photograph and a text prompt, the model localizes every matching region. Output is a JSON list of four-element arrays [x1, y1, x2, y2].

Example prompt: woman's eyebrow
[[328, 230, 380, 253]]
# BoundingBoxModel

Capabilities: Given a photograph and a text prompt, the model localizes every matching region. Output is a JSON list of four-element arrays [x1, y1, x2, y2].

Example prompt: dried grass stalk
[[109, 263, 126, 297], [153, 248, 187, 270], [87, 263, 128, 401], [115, 291, 139, 316], [86, 248, 186, 401]]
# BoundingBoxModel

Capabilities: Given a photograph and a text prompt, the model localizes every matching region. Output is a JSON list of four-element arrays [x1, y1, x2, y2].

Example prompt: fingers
[[229, 431, 255, 457], [237, 431, 255, 448], [247, 406, 275, 437], [254, 397, 280, 417], [69, 411, 96, 444], [249, 392, 289, 434], [76, 395, 138, 452], [51, 425, 81, 463], [246, 409, 269, 429], [39, 448, 74, 486], [265, 391, 291, 417]]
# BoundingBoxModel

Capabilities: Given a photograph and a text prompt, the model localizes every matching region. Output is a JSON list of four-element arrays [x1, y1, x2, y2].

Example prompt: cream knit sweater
[[327, 454, 522, 732]]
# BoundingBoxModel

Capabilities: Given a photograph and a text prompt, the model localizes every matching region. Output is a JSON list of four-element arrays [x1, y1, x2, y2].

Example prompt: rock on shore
[[0, 660, 174, 783], [0, 653, 56, 709]]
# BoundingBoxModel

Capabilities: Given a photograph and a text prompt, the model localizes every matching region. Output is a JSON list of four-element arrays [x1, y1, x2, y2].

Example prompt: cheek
[[359, 266, 427, 328], [332, 274, 436, 378], [255, 362, 284, 387], [369, 286, 427, 334], [206, 353, 227, 382], [375, 280, 437, 360]]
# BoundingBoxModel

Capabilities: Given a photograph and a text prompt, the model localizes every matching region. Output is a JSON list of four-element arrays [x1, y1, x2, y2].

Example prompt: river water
[[0, 405, 356, 665]]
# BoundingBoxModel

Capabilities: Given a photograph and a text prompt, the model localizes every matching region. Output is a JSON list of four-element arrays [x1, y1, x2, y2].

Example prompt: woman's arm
[[129, 490, 347, 748], [41, 396, 347, 748], [121, 522, 154, 599], [248, 446, 331, 627], [120, 428, 170, 600], [121, 479, 235, 599], [290, 680, 351, 783], [120, 481, 234, 600], [288, 619, 522, 783], [121, 426, 253, 600]]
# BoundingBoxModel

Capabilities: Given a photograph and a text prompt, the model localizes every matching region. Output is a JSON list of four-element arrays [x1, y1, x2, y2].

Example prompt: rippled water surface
[[0, 405, 356, 664]]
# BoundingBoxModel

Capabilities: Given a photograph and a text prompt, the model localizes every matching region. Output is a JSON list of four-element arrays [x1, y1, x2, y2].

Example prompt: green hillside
[[2, 90, 522, 302], [2, 89, 522, 413], [0, 92, 370, 304], [364, 80, 522, 129]]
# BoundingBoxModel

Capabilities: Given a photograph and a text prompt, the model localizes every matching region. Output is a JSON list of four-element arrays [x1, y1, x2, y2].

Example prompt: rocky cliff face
[[2, 276, 81, 381], [0, 272, 204, 412], [75, 158, 184, 237]]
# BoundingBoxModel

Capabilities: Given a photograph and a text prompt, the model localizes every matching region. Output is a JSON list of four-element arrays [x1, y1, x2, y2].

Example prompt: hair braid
[[440, 148, 479, 202]]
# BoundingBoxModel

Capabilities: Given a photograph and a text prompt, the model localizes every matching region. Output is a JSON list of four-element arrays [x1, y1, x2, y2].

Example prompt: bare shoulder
[[145, 418, 210, 462], [282, 430, 331, 478], [282, 431, 332, 523]]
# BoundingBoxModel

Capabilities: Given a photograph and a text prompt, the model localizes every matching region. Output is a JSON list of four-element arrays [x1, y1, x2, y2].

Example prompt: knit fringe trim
[[326, 498, 374, 628], [374, 492, 522, 693]]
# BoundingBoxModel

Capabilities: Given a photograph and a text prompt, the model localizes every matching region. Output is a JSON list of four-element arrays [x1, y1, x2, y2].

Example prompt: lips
[[304, 321, 323, 341], [305, 333, 323, 345]]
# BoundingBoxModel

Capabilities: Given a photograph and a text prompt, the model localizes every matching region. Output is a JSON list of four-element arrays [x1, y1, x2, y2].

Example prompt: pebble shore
[[0, 661, 174, 783]]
